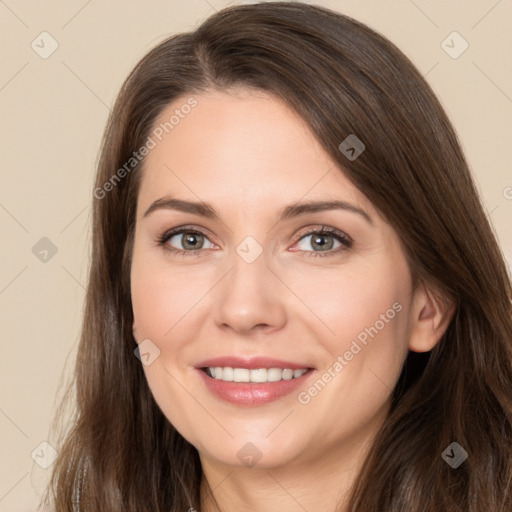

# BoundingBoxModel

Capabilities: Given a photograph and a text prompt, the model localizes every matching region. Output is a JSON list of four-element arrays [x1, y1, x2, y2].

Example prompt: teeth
[[206, 367, 309, 382]]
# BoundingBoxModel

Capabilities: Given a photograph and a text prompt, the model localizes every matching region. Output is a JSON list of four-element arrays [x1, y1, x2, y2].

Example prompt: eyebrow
[[143, 196, 373, 225]]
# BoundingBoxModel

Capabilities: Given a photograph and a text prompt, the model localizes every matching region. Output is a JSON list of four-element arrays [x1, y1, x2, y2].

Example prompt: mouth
[[200, 366, 314, 383], [195, 364, 316, 407]]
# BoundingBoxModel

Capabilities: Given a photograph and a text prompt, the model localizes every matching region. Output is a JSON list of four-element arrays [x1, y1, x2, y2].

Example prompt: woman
[[41, 2, 512, 511]]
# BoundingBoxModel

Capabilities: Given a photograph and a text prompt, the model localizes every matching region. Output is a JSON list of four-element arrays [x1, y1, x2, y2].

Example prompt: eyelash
[[156, 225, 353, 259]]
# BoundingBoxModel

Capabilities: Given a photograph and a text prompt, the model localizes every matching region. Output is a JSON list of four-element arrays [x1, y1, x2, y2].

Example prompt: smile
[[196, 367, 315, 407], [203, 366, 309, 382]]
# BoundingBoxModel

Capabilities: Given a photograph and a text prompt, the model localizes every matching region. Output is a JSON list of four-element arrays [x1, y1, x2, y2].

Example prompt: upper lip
[[195, 356, 314, 370]]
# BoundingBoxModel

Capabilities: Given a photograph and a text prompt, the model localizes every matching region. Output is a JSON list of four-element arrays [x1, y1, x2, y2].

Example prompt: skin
[[130, 88, 453, 512]]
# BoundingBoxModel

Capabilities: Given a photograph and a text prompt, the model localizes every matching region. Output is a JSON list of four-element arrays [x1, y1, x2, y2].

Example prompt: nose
[[212, 249, 288, 336]]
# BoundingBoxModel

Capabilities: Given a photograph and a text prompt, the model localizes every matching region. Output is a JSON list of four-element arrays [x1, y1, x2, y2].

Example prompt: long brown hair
[[40, 2, 512, 510]]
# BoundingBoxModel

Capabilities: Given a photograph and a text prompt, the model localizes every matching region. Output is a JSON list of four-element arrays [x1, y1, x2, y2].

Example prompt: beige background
[[1, 0, 511, 510]]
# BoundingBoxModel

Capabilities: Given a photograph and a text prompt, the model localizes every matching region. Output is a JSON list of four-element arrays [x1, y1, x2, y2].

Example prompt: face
[[130, 88, 417, 471]]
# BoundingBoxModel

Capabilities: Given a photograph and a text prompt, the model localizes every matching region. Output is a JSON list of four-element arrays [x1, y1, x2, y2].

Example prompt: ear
[[408, 283, 455, 353]]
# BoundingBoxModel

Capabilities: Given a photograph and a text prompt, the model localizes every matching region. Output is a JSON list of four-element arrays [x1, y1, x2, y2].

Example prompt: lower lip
[[196, 368, 315, 406]]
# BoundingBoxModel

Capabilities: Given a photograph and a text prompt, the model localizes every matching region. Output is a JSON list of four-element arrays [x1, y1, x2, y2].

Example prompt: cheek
[[300, 253, 412, 389], [300, 258, 409, 345], [130, 251, 211, 346], [291, 262, 411, 437], [130, 253, 209, 439]]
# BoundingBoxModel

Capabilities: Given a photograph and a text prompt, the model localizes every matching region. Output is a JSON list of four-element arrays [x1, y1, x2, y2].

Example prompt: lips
[[193, 355, 316, 406]]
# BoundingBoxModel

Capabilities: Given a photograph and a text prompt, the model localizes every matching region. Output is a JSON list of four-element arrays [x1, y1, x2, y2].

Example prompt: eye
[[156, 225, 352, 258], [293, 226, 352, 258], [157, 227, 216, 256]]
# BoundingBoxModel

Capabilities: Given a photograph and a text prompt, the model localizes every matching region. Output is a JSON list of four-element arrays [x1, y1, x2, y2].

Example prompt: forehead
[[137, 88, 374, 218]]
